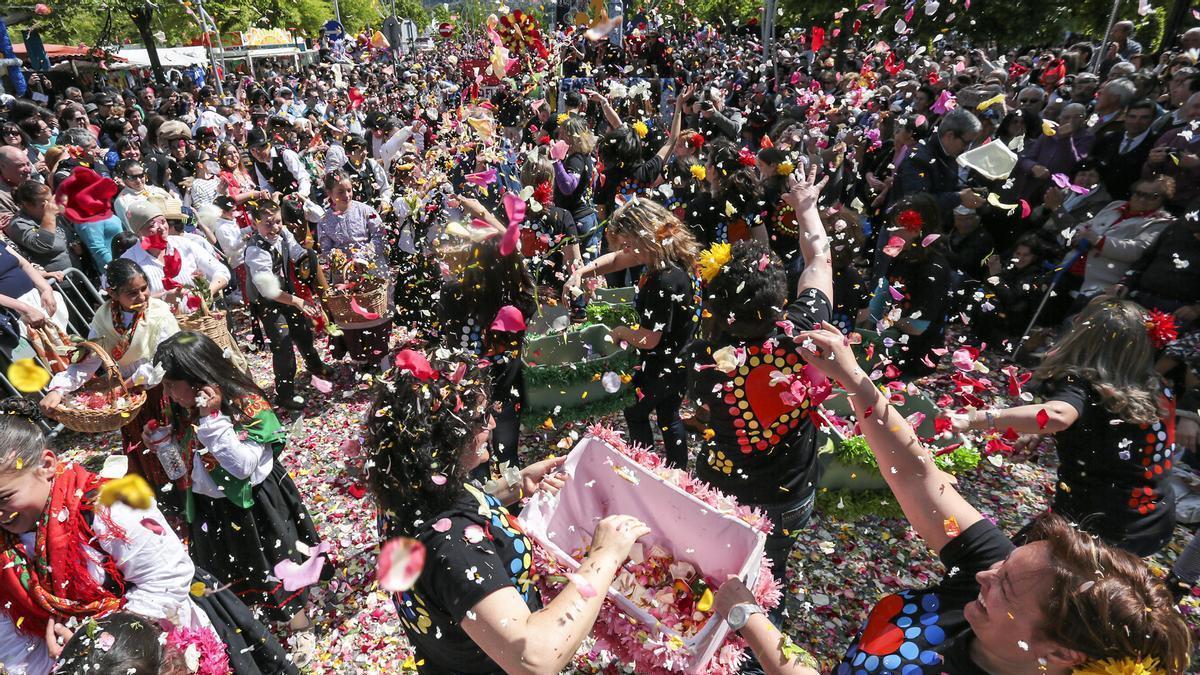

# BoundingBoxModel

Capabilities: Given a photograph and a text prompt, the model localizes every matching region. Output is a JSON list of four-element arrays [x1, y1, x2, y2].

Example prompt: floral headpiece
[[737, 148, 757, 168], [165, 624, 233, 675], [690, 164, 707, 182], [776, 160, 795, 177], [697, 242, 732, 284], [1144, 310, 1177, 349], [1073, 656, 1166, 675], [896, 209, 923, 233], [630, 120, 649, 139], [687, 132, 705, 151]]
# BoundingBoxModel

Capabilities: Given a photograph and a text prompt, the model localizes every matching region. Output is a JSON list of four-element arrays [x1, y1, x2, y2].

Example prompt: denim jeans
[[758, 491, 816, 614], [576, 212, 602, 262]]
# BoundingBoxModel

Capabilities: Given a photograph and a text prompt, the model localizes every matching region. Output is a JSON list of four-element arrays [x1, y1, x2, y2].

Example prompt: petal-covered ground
[[55, 330, 1200, 672]]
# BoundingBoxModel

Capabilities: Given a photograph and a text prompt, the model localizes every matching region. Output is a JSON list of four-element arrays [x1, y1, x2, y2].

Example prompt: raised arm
[[799, 322, 983, 554], [783, 165, 833, 302]]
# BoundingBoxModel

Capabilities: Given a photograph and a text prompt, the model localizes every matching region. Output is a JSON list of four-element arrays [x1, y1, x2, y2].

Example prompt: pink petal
[[888, 285, 905, 301], [1018, 199, 1031, 219], [490, 305, 527, 332], [463, 524, 486, 543], [499, 221, 520, 256], [394, 350, 439, 381], [139, 518, 165, 535], [882, 235, 906, 257], [920, 233, 941, 247], [273, 543, 330, 592], [465, 168, 498, 187], [311, 375, 333, 394], [432, 518, 453, 533], [503, 191, 527, 227], [568, 572, 598, 598], [550, 140, 569, 162], [378, 537, 426, 592], [350, 298, 381, 321], [951, 348, 975, 372], [1051, 173, 1070, 189]]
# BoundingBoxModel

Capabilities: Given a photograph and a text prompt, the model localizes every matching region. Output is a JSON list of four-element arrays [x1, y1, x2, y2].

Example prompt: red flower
[[532, 181, 553, 206], [185, 295, 202, 312], [688, 133, 705, 150], [1145, 310, 1178, 348], [896, 209, 923, 233], [737, 148, 757, 168]]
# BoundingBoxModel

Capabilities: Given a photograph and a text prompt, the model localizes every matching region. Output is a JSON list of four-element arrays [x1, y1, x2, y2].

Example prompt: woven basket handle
[[77, 340, 128, 397]]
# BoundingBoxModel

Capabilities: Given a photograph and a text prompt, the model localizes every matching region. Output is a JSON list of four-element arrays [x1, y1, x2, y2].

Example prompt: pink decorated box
[[519, 434, 768, 674]]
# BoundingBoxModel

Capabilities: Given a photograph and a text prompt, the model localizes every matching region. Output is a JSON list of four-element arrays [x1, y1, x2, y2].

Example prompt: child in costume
[[0, 398, 294, 675], [152, 332, 323, 661], [40, 259, 182, 507], [242, 199, 333, 410]]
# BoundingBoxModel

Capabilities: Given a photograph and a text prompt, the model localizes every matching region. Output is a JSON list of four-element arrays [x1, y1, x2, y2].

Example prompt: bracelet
[[984, 409, 997, 430]]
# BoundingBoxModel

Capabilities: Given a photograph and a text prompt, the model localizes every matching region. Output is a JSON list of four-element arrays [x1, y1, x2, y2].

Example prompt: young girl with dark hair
[[593, 87, 687, 221], [0, 398, 295, 675], [518, 151, 581, 292], [564, 198, 700, 468], [954, 297, 1178, 556], [153, 332, 322, 657], [40, 259, 182, 502], [686, 139, 767, 246], [436, 204, 536, 470], [367, 348, 649, 674]]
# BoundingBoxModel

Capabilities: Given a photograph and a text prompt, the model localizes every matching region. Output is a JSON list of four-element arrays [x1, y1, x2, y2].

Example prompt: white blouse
[[120, 235, 231, 300], [0, 499, 211, 675], [189, 411, 274, 499]]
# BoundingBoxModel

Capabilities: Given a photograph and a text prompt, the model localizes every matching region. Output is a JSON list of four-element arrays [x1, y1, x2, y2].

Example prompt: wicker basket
[[323, 261, 390, 324], [179, 308, 235, 354], [47, 341, 146, 433]]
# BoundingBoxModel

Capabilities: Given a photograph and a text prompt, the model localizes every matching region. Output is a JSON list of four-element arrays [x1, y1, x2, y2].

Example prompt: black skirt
[[192, 567, 299, 675], [189, 462, 321, 622]]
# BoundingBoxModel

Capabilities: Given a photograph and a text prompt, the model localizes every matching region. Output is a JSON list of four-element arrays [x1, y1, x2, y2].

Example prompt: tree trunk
[[129, 7, 166, 86], [1160, 0, 1190, 51]]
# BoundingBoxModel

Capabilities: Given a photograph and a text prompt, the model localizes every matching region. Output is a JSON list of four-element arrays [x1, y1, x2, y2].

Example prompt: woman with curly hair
[[953, 297, 1178, 556], [366, 349, 651, 674], [688, 167, 830, 592], [564, 198, 700, 468], [436, 207, 536, 471]]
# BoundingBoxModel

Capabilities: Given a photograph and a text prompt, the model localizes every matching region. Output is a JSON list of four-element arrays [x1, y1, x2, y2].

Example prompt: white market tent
[[118, 46, 210, 67]]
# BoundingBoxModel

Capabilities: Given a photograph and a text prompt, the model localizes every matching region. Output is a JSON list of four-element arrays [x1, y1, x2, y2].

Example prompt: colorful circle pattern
[[724, 345, 809, 453], [837, 591, 946, 675]]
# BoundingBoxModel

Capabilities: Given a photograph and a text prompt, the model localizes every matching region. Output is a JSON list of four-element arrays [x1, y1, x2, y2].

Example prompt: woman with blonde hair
[[564, 197, 699, 467], [954, 297, 1177, 556], [553, 115, 600, 260]]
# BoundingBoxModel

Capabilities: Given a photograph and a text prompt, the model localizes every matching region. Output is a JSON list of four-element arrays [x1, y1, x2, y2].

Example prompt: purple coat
[[1011, 130, 1095, 205]]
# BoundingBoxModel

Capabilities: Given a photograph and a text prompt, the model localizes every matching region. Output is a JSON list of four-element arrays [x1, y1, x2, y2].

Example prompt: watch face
[[728, 605, 747, 627]]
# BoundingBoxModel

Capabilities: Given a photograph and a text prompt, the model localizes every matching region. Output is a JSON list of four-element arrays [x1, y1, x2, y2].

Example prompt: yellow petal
[[7, 359, 50, 393], [1042, 120, 1057, 136], [696, 587, 714, 612], [97, 474, 154, 510], [189, 581, 208, 597]]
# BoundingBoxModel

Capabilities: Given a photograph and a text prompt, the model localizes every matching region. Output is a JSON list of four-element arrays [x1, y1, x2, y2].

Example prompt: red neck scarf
[[0, 463, 126, 637]]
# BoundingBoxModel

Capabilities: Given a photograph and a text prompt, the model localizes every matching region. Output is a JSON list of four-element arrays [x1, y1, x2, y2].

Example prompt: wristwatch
[[725, 602, 764, 631]]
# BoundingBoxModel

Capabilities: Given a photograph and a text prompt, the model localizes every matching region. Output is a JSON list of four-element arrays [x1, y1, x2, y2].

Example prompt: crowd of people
[[0, 8, 1199, 675]]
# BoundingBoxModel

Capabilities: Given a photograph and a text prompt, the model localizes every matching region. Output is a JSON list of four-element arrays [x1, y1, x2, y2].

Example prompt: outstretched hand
[[782, 163, 828, 214]]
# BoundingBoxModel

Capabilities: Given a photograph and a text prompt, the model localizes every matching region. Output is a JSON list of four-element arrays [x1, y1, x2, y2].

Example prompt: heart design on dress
[[859, 594, 906, 656], [725, 345, 809, 452]]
